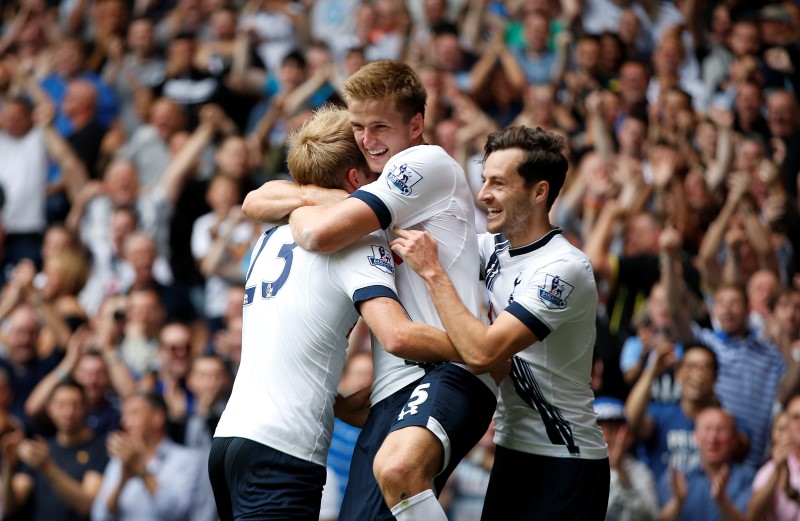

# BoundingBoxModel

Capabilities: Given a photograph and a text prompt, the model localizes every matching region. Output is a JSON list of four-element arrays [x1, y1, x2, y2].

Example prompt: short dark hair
[[282, 50, 307, 69], [682, 341, 719, 376], [431, 21, 459, 38], [621, 59, 651, 76], [482, 126, 568, 209], [4, 96, 34, 113], [715, 283, 749, 308], [50, 379, 86, 403], [132, 390, 168, 416], [173, 31, 197, 43]]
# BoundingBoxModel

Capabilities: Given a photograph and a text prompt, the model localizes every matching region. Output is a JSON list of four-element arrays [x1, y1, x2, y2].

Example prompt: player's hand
[[486, 359, 511, 385], [390, 228, 443, 281], [334, 386, 371, 428], [300, 184, 349, 208]]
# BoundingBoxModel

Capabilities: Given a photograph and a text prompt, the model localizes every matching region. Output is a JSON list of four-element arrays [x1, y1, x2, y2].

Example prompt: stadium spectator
[[0, 304, 63, 430], [662, 225, 786, 469], [657, 407, 753, 521], [2, 379, 107, 521], [748, 397, 800, 520], [625, 342, 720, 481], [0, 98, 48, 270], [91, 391, 216, 521], [40, 35, 119, 134], [595, 396, 658, 521]]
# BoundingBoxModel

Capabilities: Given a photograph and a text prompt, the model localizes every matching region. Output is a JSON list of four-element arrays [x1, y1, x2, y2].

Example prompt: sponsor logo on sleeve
[[386, 163, 422, 195], [538, 274, 574, 309], [368, 245, 395, 274]]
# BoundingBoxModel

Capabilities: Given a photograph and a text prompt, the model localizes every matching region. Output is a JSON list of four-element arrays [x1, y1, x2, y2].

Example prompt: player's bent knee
[[373, 427, 443, 504], [374, 454, 427, 506]]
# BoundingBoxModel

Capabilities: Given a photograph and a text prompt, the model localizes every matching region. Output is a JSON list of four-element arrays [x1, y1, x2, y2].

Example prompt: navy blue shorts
[[481, 446, 610, 521], [339, 379, 420, 521], [339, 365, 496, 521], [208, 436, 326, 521], [389, 364, 497, 494]]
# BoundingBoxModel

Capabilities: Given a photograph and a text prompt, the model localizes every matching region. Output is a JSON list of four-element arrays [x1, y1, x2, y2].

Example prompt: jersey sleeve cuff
[[350, 191, 392, 230], [506, 302, 551, 340], [353, 286, 400, 313]]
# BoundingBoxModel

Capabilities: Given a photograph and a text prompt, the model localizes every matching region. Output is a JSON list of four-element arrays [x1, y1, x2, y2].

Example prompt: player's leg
[[212, 436, 327, 521], [374, 426, 446, 520], [374, 365, 497, 520], [339, 380, 421, 521], [481, 446, 610, 520]]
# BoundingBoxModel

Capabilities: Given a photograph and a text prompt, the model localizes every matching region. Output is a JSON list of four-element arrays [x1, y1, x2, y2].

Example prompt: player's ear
[[531, 180, 549, 204], [409, 112, 424, 140], [345, 167, 362, 190]]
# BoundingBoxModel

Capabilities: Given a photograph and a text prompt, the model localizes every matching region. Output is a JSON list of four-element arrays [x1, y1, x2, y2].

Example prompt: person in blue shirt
[[657, 406, 753, 521], [625, 342, 720, 482]]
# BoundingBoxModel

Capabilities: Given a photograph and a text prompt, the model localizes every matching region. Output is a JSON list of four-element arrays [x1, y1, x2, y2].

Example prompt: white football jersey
[[214, 225, 399, 466], [479, 229, 607, 460], [352, 145, 497, 404]]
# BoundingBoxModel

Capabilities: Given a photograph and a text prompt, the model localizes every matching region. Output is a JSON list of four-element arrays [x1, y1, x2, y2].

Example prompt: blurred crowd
[[0, 0, 798, 519]]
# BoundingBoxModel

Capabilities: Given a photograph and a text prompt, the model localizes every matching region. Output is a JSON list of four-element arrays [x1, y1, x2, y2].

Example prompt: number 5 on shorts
[[398, 383, 430, 421]]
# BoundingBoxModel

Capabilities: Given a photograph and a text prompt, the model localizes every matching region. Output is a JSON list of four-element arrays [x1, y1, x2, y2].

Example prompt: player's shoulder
[[250, 224, 295, 257], [332, 231, 396, 279], [552, 233, 592, 264], [534, 235, 594, 280], [389, 144, 459, 170]]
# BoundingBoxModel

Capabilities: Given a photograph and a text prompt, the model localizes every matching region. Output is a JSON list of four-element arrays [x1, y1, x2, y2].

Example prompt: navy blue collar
[[508, 227, 563, 257]]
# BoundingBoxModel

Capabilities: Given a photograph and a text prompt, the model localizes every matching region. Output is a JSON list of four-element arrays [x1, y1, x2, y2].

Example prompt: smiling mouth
[[366, 147, 389, 158]]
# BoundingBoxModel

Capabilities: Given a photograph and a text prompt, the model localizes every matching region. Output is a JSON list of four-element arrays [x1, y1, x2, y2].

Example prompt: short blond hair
[[45, 251, 90, 295], [287, 106, 368, 189], [342, 60, 427, 122]]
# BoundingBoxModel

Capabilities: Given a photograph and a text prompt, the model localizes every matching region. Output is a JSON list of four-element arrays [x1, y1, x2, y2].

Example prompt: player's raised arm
[[289, 198, 381, 253], [241, 180, 349, 224], [391, 228, 536, 373]]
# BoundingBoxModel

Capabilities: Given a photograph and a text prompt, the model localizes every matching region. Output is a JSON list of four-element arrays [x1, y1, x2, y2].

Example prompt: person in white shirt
[[92, 391, 216, 521], [242, 60, 499, 521], [0, 98, 49, 269], [391, 125, 609, 520], [190, 175, 253, 328], [209, 106, 457, 521]]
